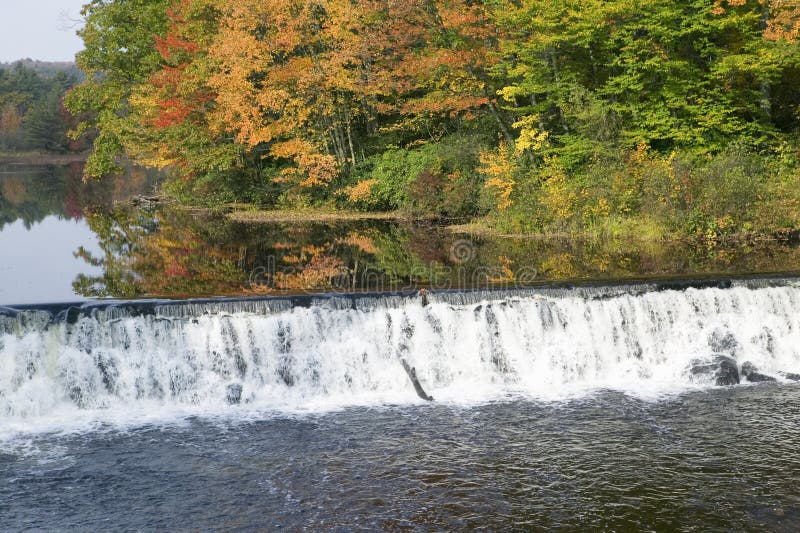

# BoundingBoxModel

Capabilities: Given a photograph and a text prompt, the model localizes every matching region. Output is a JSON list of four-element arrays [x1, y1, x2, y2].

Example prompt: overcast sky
[[0, 0, 86, 63]]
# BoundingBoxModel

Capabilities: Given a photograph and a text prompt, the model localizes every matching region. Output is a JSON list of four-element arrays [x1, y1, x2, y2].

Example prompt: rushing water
[[3, 387, 800, 531], [2, 281, 800, 529], [3, 164, 800, 530], [3, 280, 800, 437]]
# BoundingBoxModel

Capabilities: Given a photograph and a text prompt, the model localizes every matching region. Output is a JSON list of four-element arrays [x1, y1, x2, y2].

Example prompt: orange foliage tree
[[128, 0, 240, 182], [207, 0, 502, 192], [764, 0, 800, 42]]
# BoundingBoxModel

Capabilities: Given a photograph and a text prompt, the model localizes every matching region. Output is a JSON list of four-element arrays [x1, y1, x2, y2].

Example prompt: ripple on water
[[0, 385, 799, 530]]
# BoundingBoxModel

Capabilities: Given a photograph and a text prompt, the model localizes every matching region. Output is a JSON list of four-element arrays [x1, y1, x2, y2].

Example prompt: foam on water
[[2, 280, 800, 439]]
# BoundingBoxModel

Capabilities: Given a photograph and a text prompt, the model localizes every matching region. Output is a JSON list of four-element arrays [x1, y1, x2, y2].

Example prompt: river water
[[1, 165, 800, 530], [2, 386, 799, 531]]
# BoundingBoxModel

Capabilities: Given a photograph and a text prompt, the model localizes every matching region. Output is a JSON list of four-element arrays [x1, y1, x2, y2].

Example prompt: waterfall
[[2, 278, 800, 438]]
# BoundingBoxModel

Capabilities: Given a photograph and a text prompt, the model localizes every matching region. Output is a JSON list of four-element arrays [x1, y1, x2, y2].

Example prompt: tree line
[[68, 0, 800, 238], [0, 61, 88, 153]]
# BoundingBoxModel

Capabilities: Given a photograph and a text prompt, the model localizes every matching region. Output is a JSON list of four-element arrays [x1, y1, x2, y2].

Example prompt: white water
[[2, 283, 800, 438]]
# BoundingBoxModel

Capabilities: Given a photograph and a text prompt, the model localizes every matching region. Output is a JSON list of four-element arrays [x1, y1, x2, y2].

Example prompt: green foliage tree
[[493, 0, 799, 162], [23, 90, 69, 152], [65, 0, 172, 177], [0, 63, 81, 152]]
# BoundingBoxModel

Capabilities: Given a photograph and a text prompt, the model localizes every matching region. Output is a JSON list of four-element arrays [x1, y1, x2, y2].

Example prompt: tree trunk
[[488, 101, 514, 142]]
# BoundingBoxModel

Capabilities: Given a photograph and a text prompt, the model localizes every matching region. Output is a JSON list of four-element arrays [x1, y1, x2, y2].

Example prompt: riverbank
[[445, 217, 800, 244], [225, 208, 432, 223], [220, 204, 800, 245], [7, 161, 800, 301]]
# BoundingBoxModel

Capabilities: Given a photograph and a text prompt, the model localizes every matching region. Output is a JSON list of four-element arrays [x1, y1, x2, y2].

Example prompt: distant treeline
[[68, 0, 800, 239], [0, 61, 88, 154], [0, 162, 161, 231]]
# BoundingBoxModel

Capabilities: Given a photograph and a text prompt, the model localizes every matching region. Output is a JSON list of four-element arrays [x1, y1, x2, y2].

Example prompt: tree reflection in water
[[73, 204, 800, 299]]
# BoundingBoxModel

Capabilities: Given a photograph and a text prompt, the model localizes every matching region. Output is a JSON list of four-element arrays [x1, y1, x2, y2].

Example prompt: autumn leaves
[[119, 0, 498, 192], [69, 0, 800, 236]]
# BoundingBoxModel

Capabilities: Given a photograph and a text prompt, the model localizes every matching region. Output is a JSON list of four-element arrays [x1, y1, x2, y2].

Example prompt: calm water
[[0, 163, 160, 305], [2, 164, 800, 304], [3, 164, 800, 531]]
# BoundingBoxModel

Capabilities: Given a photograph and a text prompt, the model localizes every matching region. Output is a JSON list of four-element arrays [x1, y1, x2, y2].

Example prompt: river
[[1, 164, 799, 530]]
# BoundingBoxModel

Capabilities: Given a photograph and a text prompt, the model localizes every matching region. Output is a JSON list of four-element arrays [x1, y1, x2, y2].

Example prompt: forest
[[67, 0, 800, 239], [0, 61, 87, 154]]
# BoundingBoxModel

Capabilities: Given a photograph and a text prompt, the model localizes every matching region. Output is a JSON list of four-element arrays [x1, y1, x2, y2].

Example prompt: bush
[[164, 164, 287, 208], [480, 138, 800, 239], [340, 133, 490, 217]]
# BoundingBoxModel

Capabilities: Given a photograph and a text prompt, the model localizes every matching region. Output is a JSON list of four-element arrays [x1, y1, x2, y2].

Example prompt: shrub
[[480, 137, 800, 239], [340, 133, 490, 216]]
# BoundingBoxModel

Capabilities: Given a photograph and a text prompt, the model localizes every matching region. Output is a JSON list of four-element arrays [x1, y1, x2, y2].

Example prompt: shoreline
[[445, 220, 800, 243], [224, 208, 435, 223], [0, 152, 89, 166], [219, 205, 799, 244]]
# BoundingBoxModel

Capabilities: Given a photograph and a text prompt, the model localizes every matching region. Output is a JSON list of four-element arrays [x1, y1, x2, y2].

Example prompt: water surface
[[2, 164, 800, 305], [3, 164, 800, 531], [0, 163, 159, 305], [2, 387, 799, 531]]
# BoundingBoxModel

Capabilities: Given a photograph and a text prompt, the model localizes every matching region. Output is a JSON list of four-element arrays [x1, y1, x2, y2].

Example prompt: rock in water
[[715, 356, 740, 386], [709, 330, 740, 357], [226, 383, 243, 405], [782, 373, 800, 381], [690, 355, 740, 386], [741, 361, 777, 383]]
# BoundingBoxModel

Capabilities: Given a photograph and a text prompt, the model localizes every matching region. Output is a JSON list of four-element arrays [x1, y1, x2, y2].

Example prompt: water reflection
[[0, 216, 102, 304], [0, 162, 157, 230], [0, 163, 160, 304], [2, 162, 799, 304], [75, 203, 800, 299]]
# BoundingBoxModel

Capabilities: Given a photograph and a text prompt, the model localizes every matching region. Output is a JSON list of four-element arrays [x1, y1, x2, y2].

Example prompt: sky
[[0, 0, 87, 63]]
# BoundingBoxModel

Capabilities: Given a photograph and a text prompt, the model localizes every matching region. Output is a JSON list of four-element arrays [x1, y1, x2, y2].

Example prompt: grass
[[582, 216, 669, 241], [447, 215, 798, 247], [448, 215, 670, 241]]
